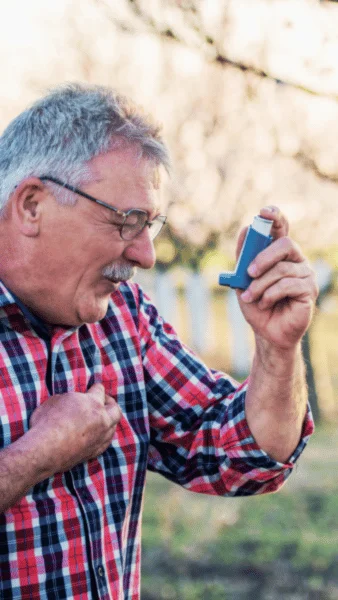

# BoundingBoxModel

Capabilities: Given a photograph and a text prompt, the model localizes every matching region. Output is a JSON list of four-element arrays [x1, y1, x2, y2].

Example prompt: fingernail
[[241, 290, 252, 302], [248, 264, 257, 276], [262, 206, 275, 213]]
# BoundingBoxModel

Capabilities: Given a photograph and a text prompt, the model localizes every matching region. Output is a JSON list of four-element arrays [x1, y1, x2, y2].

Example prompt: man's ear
[[11, 178, 48, 237]]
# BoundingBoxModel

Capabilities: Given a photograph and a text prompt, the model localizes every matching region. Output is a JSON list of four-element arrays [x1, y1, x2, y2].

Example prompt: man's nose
[[124, 227, 156, 270]]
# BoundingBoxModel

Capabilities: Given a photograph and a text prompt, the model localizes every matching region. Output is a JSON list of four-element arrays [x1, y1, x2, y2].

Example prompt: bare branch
[[98, 0, 338, 102], [294, 152, 338, 184]]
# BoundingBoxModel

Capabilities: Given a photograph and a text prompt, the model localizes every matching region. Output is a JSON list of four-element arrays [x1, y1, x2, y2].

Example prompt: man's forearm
[[0, 431, 50, 513], [245, 338, 308, 463]]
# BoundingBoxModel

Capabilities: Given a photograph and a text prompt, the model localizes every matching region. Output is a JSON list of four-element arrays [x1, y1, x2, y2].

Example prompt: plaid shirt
[[0, 280, 313, 600]]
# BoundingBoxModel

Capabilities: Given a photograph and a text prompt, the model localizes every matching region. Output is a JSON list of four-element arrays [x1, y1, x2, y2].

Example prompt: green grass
[[209, 490, 338, 571], [142, 467, 338, 598], [142, 471, 338, 570], [142, 575, 230, 600]]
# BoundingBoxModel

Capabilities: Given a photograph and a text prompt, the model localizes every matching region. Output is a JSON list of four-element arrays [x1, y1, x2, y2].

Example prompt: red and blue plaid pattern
[[0, 281, 314, 599]]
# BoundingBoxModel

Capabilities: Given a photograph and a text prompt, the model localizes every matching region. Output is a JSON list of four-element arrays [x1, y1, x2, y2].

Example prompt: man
[[0, 83, 316, 600]]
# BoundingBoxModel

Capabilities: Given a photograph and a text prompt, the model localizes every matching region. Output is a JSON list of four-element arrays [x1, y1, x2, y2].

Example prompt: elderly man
[[0, 84, 316, 600]]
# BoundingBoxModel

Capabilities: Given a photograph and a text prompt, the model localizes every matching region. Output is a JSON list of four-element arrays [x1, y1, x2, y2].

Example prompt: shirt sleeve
[[137, 286, 314, 497]]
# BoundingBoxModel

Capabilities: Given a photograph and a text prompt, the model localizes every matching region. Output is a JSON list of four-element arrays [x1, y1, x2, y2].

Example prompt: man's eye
[[123, 223, 138, 232], [126, 216, 139, 227], [126, 212, 147, 228]]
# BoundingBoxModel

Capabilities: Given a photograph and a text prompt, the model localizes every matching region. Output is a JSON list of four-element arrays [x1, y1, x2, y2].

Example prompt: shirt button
[[97, 566, 104, 578]]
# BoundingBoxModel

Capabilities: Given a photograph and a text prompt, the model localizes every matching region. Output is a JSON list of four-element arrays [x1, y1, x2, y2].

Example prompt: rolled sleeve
[[217, 382, 314, 495]]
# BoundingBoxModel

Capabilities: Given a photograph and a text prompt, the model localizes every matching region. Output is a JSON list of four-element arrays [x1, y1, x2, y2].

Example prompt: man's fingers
[[88, 433, 117, 460], [248, 237, 305, 279], [236, 206, 289, 262], [104, 393, 115, 406], [242, 261, 313, 303], [104, 394, 122, 422], [87, 384, 121, 427], [87, 382, 106, 404], [259, 206, 289, 238], [106, 399, 122, 426], [256, 277, 314, 311]]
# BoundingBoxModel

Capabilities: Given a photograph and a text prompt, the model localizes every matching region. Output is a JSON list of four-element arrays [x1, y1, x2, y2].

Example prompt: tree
[[91, 0, 338, 251]]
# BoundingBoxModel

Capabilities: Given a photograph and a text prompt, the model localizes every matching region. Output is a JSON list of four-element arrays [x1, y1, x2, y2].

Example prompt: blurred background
[[1, 0, 338, 597]]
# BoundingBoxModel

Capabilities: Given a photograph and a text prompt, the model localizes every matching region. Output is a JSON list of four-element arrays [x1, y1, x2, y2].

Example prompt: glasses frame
[[40, 176, 166, 241]]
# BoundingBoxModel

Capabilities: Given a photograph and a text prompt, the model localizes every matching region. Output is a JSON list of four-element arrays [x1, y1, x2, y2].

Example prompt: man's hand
[[0, 384, 122, 513], [29, 383, 122, 476], [236, 206, 319, 350]]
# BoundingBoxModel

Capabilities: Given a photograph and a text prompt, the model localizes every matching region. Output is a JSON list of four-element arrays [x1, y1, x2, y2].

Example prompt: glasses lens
[[121, 212, 166, 241], [121, 210, 148, 241], [148, 216, 166, 240]]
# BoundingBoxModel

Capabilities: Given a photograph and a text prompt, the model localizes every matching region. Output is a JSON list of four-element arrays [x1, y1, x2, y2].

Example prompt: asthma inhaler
[[219, 216, 273, 290]]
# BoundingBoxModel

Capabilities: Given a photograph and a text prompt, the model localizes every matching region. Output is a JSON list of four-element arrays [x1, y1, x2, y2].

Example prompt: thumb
[[87, 382, 106, 403]]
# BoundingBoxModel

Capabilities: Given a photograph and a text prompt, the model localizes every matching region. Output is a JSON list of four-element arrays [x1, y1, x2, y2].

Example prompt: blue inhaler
[[219, 216, 273, 290]]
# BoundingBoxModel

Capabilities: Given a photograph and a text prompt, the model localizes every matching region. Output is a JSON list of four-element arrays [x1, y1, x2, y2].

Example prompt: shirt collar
[[0, 280, 50, 339], [0, 280, 18, 309]]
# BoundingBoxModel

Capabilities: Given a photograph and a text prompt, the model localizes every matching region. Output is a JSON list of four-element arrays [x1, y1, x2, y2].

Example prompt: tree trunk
[[302, 329, 320, 424]]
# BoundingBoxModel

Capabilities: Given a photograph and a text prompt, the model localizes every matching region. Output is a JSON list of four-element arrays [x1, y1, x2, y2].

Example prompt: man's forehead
[[89, 147, 160, 189], [85, 147, 162, 215]]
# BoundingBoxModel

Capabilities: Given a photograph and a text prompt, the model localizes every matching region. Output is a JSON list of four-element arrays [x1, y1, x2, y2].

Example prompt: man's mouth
[[101, 263, 136, 284]]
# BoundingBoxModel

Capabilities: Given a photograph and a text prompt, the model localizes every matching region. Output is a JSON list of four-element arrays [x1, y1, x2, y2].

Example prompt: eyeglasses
[[40, 176, 167, 241]]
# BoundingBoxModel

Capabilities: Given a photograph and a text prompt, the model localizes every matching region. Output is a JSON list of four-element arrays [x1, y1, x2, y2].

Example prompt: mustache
[[101, 262, 136, 283]]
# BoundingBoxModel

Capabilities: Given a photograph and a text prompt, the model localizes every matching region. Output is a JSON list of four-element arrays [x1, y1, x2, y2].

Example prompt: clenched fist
[[29, 383, 121, 476]]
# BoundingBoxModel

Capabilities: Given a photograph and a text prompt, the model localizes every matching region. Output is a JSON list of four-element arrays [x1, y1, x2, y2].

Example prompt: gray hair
[[0, 82, 170, 210]]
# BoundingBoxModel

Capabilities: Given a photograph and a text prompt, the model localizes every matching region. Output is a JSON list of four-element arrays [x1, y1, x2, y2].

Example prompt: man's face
[[33, 147, 159, 326]]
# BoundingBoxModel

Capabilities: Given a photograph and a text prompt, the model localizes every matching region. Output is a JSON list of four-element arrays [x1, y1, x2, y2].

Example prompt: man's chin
[[76, 295, 112, 325]]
